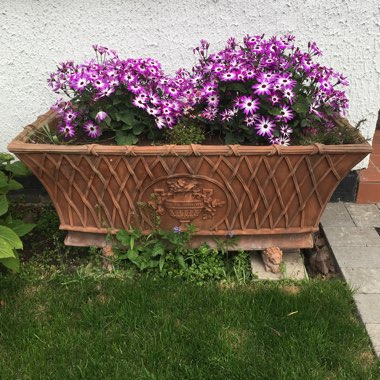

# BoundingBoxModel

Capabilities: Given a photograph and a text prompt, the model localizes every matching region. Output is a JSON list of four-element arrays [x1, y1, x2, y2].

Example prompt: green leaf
[[0, 153, 13, 163], [119, 113, 135, 126], [159, 255, 165, 272], [4, 219, 35, 237], [224, 132, 243, 144], [112, 97, 123, 105], [0, 237, 15, 258], [0, 251, 19, 272], [151, 245, 164, 257], [268, 108, 282, 116], [115, 132, 138, 146], [5, 161, 30, 177], [127, 249, 139, 264], [116, 229, 131, 246], [0, 225, 23, 249], [7, 179, 23, 191], [227, 83, 250, 93], [133, 124, 145, 135], [294, 95, 310, 114], [0, 195, 8, 216], [177, 255, 187, 270]]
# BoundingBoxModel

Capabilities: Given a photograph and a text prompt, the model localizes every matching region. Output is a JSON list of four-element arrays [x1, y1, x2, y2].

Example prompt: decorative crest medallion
[[149, 177, 225, 228]]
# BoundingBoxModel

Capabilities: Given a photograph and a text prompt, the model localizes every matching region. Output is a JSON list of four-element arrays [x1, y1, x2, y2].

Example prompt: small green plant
[[0, 154, 35, 271], [165, 123, 205, 145], [115, 224, 195, 272], [232, 250, 253, 283]]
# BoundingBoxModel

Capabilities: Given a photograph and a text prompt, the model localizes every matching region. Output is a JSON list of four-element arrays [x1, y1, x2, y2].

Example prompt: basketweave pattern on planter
[[17, 150, 354, 235]]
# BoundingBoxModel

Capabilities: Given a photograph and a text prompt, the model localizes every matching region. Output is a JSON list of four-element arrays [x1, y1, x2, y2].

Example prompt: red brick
[[356, 183, 380, 203]]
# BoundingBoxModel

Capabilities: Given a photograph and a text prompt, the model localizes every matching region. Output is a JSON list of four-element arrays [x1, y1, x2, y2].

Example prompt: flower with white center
[[252, 81, 272, 96], [83, 120, 101, 138], [240, 96, 260, 115], [255, 117, 275, 137]]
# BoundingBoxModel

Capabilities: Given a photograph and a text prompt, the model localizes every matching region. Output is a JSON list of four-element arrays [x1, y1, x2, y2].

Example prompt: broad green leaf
[[115, 133, 138, 146], [151, 245, 164, 257], [7, 179, 23, 191], [0, 225, 23, 249], [0, 195, 8, 216], [116, 229, 131, 246], [119, 113, 135, 126], [5, 161, 30, 177], [0, 237, 15, 258], [133, 124, 145, 135], [4, 219, 35, 237], [0, 251, 19, 272], [0, 153, 13, 163], [127, 249, 139, 263]]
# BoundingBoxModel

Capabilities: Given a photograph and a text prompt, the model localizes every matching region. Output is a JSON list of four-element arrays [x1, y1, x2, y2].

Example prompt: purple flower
[[276, 105, 294, 122], [59, 123, 76, 138], [173, 226, 182, 233], [95, 111, 108, 123], [252, 82, 272, 96], [72, 75, 88, 92], [83, 120, 101, 138], [239, 96, 259, 115], [255, 116, 275, 137]]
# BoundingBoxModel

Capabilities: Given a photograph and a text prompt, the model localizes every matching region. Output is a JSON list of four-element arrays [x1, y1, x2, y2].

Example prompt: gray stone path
[[321, 203, 380, 357]]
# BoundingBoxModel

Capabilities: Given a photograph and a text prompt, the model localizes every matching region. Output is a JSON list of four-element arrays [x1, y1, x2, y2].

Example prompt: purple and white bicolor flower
[[83, 120, 101, 138], [95, 111, 108, 123]]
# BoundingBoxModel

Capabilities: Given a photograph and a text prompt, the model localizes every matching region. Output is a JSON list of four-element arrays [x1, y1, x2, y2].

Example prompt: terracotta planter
[[8, 110, 372, 249]]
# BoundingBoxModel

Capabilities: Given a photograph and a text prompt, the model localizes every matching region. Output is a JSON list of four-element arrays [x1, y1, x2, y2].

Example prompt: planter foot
[[262, 247, 283, 273]]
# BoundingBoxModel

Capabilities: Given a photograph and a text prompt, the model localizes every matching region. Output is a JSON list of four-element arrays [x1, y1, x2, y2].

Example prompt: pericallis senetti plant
[[47, 35, 350, 146], [48, 45, 191, 145], [181, 34, 350, 145]]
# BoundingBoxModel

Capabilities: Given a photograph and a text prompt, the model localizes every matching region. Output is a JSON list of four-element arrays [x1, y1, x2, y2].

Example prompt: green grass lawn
[[0, 269, 379, 380]]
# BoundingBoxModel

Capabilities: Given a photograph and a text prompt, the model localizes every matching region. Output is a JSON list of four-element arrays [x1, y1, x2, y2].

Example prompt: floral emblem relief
[[149, 178, 225, 227]]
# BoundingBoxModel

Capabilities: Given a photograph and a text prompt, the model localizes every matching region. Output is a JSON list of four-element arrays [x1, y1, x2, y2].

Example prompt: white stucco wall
[[1, 0, 379, 169]]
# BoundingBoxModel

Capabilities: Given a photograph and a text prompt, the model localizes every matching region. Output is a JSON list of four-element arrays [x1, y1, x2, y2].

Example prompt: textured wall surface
[[1, 0, 379, 168]]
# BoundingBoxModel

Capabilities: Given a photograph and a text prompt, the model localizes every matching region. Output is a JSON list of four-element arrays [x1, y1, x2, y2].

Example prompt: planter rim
[[8, 110, 372, 156]]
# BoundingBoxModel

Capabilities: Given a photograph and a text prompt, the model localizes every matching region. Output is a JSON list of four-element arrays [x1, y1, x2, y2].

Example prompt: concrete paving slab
[[322, 226, 380, 247], [332, 246, 380, 269], [250, 250, 307, 280], [340, 268, 380, 293], [365, 324, 380, 357], [354, 294, 380, 324], [320, 203, 355, 227], [345, 203, 380, 227]]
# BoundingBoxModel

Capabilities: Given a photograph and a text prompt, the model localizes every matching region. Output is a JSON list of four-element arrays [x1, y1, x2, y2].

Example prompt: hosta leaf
[[0, 225, 23, 249], [0, 195, 8, 216], [7, 179, 23, 191], [5, 161, 30, 177], [0, 251, 19, 272], [4, 219, 35, 237], [0, 237, 15, 258]]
